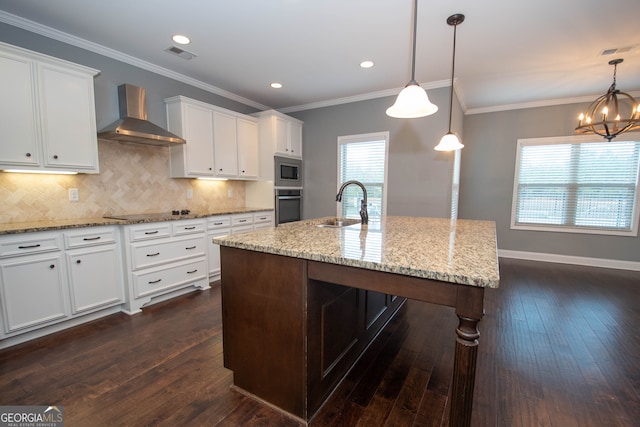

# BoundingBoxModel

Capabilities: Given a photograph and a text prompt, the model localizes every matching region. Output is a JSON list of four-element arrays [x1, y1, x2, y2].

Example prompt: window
[[511, 134, 640, 236], [337, 132, 389, 220]]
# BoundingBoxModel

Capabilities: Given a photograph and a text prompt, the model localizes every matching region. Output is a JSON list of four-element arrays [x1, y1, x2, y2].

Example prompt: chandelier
[[575, 58, 639, 141]]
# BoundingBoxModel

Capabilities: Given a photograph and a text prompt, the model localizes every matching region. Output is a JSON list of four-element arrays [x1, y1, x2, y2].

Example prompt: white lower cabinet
[[207, 215, 231, 282], [0, 226, 124, 346], [64, 226, 124, 315], [122, 219, 209, 314], [0, 212, 272, 347], [0, 252, 68, 335], [206, 211, 273, 281], [66, 244, 123, 314]]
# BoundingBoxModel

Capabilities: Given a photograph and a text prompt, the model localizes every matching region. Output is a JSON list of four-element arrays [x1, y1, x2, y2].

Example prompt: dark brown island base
[[214, 216, 499, 426]]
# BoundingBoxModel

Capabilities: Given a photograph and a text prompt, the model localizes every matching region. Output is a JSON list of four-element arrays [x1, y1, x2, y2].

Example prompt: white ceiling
[[1, 0, 639, 113]]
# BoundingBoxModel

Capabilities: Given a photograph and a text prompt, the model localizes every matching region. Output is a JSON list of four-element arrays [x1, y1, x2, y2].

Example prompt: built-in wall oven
[[274, 156, 302, 188], [275, 188, 302, 225]]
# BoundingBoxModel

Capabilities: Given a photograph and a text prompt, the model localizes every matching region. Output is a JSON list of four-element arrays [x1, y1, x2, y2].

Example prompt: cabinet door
[[274, 116, 289, 154], [182, 103, 215, 176], [208, 228, 231, 280], [0, 51, 40, 166], [237, 118, 259, 179], [38, 62, 98, 171], [213, 111, 238, 177], [66, 244, 123, 314], [0, 253, 67, 334], [288, 121, 303, 157]]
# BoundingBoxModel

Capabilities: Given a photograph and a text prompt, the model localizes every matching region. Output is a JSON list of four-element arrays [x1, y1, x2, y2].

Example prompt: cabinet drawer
[[253, 212, 273, 224], [208, 215, 231, 229], [231, 225, 254, 235], [131, 236, 205, 270], [0, 233, 61, 258], [133, 258, 207, 298], [173, 219, 206, 236], [129, 223, 171, 242], [63, 226, 117, 249], [232, 214, 253, 227]]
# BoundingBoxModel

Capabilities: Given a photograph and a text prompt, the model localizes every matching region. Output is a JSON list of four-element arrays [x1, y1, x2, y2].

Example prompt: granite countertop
[[213, 216, 500, 288], [0, 207, 272, 235]]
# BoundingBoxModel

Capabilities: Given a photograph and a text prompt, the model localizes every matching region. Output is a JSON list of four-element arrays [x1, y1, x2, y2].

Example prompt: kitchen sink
[[316, 218, 360, 228]]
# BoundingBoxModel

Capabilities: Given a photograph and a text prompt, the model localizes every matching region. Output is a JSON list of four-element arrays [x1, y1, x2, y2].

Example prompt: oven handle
[[277, 196, 302, 200]]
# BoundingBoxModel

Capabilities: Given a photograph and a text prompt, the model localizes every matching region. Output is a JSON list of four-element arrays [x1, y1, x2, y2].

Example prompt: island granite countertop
[[0, 207, 272, 235], [213, 216, 500, 288]]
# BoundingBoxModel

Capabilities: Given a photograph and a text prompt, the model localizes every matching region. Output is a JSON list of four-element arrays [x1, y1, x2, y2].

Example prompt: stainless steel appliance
[[98, 84, 186, 146], [275, 188, 302, 225], [274, 155, 302, 188]]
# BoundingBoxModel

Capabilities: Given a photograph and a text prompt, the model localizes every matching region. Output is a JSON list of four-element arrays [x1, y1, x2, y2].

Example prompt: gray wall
[[290, 87, 462, 220], [460, 104, 640, 262], [0, 22, 259, 130]]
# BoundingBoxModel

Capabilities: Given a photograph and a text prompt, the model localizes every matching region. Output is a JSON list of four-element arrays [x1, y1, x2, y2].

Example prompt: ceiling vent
[[165, 46, 197, 60], [600, 46, 635, 56]]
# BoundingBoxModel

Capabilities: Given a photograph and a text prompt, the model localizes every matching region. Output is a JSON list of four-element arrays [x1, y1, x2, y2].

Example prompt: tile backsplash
[[0, 140, 246, 223]]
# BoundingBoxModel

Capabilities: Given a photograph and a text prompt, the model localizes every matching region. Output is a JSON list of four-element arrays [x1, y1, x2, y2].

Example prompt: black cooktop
[[104, 210, 192, 221]]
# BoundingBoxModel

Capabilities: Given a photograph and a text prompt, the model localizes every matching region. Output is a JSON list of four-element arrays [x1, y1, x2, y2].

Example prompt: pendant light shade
[[386, 0, 438, 119], [386, 80, 438, 118], [434, 13, 465, 151], [435, 132, 464, 151]]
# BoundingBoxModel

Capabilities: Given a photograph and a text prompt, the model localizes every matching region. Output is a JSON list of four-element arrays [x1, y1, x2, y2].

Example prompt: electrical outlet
[[227, 189, 234, 198], [186, 189, 193, 199], [68, 188, 79, 202]]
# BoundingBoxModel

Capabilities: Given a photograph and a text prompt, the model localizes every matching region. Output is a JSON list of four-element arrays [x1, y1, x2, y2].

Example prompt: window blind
[[338, 135, 387, 220], [513, 137, 640, 235]]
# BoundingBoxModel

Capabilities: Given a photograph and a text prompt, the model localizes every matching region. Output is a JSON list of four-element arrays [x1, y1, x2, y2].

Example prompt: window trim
[[337, 131, 390, 218], [510, 133, 640, 237]]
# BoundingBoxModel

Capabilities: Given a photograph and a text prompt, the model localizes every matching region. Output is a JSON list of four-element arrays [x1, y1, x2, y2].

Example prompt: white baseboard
[[498, 249, 640, 272]]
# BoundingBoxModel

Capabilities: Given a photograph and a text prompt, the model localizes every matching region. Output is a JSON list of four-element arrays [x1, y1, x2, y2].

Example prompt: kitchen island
[[213, 216, 499, 426]]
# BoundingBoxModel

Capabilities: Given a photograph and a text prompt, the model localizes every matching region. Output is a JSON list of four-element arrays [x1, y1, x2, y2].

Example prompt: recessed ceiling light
[[271, 83, 283, 89], [172, 34, 191, 45], [360, 60, 374, 69]]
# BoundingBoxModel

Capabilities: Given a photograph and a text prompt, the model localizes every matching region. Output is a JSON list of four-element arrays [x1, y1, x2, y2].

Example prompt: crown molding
[[465, 90, 640, 115], [0, 11, 271, 111], [280, 79, 451, 114]]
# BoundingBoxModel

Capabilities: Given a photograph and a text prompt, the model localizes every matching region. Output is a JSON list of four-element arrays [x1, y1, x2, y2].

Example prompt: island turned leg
[[450, 286, 484, 427]]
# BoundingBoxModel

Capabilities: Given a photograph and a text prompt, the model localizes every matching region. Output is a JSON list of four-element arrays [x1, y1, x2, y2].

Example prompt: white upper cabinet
[[165, 96, 258, 180], [213, 110, 239, 178], [166, 100, 215, 177], [254, 110, 304, 180], [0, 42, 100, 173], [237, 117, 259, 179]]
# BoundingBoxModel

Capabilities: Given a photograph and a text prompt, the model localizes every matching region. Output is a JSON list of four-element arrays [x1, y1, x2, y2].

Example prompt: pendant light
[[575, 58, 640, 141], [386, 0, 438, 118], [435, 14, 465, 151]]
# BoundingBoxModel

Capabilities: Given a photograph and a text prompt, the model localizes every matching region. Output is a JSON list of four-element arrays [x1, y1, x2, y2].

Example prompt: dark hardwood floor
[[1, 258, 638, 426]]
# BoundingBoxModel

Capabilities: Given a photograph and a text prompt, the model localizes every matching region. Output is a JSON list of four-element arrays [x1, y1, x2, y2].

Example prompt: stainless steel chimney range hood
[[98, 84, 186, 146]]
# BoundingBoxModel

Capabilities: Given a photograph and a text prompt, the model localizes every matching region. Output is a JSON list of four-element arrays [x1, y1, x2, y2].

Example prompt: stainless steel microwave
[[274, 155, 302, 188]]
